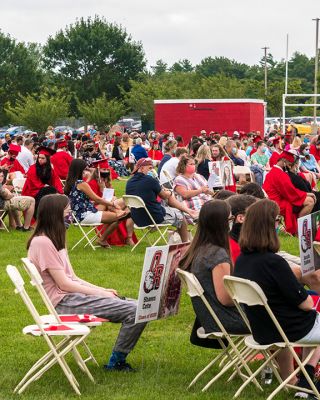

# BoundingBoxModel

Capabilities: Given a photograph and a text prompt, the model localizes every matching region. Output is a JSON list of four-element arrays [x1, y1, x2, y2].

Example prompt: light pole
[[312, 18, 320, 133], [262, 46, 269, 98]]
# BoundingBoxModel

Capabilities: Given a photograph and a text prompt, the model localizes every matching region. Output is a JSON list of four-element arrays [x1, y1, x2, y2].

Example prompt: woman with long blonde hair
[[195, 144, 212, 180]]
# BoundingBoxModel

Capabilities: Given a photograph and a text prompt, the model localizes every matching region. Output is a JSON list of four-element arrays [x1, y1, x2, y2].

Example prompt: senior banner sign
[[298, 211, 320, 275], [208, 160, 234, 189], [135, 243, 189, 323]]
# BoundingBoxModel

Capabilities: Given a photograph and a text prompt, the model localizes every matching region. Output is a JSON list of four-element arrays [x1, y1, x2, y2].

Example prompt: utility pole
[[262, 46, 269, 98], [312, 18, 320, 133]]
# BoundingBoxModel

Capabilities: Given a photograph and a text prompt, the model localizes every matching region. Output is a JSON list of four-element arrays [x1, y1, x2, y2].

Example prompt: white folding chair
[[6, 265, 92, 395], [123, 195, 172, 252], [12, 177, 26, 196], [163, 170, 174, 189], [0, 208, 9, 231], [176, 268, 263, 394], [70, 212, 105, 251], [223, 276, 320, 400], [21, 258, 107, 366]]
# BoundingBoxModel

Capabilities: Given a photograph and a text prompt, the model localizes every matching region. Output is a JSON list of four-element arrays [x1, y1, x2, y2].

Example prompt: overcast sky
[[1, 0, 319, 68]]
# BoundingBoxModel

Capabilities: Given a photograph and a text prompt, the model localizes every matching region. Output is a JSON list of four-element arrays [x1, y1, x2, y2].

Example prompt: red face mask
[[185, 164, 196, 175]]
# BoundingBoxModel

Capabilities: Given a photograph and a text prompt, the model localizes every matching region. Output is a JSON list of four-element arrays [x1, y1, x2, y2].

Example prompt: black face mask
[[230, 222, 242, 242], [87, 147, 94, 152], [100, 172, 110, 179]]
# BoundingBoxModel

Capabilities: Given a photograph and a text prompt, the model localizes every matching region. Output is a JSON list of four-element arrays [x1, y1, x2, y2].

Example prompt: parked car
[[54, 126, 73, 134], [5, 126, 27, 137]]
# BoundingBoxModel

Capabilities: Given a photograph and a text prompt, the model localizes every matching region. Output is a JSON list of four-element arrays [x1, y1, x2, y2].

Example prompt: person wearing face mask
[[225, 140, 245, 166], [268, 136, 283, 167], [226, 194, 257, 264], [81, 140, 102, 166], [126, 157, 199, 242], [299, 143, 320, 180], [250, 141, 270, 170], [263, 150, 315, 235], [174, 156, 213, 223]]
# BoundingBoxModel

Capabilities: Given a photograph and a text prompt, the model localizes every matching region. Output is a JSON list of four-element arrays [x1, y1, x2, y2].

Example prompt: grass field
[[0, 180, 301, 400]]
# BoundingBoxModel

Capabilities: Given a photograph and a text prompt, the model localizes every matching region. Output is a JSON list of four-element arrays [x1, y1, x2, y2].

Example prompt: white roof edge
[[154, 99, 266, 104]]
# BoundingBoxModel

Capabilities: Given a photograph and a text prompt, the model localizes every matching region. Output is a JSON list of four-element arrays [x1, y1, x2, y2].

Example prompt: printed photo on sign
[[298, 211, 320, 275], [158, 243, 189, 319], [135, 243, 190, 323], [208, 161, 222, 188]]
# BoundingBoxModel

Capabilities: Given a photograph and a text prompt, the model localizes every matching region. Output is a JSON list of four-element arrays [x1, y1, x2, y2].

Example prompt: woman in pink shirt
[[27, 194, 146, 372]]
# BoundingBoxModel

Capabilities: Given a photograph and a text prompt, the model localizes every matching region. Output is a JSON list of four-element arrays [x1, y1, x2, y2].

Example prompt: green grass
[[0, 180, 300, 400]]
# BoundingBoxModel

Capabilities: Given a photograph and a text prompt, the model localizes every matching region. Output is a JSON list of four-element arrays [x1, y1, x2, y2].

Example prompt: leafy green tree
[[43, 16, 146, 101], [5, 88, 70, 133], [151, 59, 168, 75], [195, 56, 248, 79], [170, 59, 193, 73], [0, 31, 43, 125], [77, 93, 126, 130]]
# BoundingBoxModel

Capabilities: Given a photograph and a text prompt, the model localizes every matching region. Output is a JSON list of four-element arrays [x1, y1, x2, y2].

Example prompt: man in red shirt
[[50, 140, 73, 180]]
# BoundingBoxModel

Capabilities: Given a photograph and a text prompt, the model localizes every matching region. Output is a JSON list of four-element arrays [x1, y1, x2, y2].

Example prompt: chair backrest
[[233, 166, 253, 178], [21, 258, 61, 322], [223, 275, 291, 345], [176, 268, 230, 336], [123, 194, 161, 229], [162, 170, 174, 189], [6, 265, 45, 329], [12, 178, 26, 193]]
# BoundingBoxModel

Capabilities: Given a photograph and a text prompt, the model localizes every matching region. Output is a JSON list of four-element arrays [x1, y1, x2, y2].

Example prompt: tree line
[[1, 15, 319, 132]]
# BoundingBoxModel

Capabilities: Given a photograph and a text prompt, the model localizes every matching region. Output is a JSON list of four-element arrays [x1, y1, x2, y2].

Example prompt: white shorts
[[81, 211, 103, 225], [297, 312, 320, 344]]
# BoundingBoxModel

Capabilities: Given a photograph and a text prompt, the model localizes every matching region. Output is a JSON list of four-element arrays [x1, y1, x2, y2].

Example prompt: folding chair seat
[[123, 195, 172, 252], [233, 166, 255, 192], [70, 212, 105, 251], [223, 275, 320, 400], [176, 268, 262, 394], [6, 265, 93, 395], [21, 257, 108, 366], [0, 208, 9, 232]]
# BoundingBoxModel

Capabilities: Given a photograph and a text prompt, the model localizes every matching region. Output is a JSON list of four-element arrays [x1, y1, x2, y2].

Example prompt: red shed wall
[[154, 101, 265, 142]]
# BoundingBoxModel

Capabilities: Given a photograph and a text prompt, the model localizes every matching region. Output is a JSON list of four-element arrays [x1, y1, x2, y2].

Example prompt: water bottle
[[261, 366, 273, 385]]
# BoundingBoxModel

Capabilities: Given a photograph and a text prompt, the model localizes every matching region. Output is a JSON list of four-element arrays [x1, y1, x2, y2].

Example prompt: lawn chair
[[223, 275, 320, 400], [123, 195, 172, 252], [176, 268, 262, 394], [163, 170, 174, 189], [0, 208, 9, 232], [6, 265, 92, 395], [70, 212, 105, 251], [21, 257, 107, 366], [233, 166, 254, 192]]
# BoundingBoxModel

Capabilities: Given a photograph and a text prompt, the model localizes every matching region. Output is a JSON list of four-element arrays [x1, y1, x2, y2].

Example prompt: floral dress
[[69, 179, 98, 222]]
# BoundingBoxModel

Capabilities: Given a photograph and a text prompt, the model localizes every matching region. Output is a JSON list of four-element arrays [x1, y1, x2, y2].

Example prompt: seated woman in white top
[[27, 194, 146, 371]]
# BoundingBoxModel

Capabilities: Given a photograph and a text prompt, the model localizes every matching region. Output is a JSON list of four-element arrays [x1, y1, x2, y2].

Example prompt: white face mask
[[229, 220, 233, 231]]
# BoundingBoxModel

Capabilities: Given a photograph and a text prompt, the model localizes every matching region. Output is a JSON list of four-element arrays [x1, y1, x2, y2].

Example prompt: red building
[[154, 99, 266, 142]]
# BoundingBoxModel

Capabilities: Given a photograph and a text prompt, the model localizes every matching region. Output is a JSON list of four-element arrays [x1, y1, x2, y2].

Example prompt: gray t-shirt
[[191, 244, 248, 334], [0, 184, 6, 209]]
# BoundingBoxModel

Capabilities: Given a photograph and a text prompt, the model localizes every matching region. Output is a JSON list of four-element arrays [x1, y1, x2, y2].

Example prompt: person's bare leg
[[177, 219, 189, 242], [276, 349, 297, 384], [23, 198, 35, 228], [299, 197, 315, 217], [98, 222, 119, 244], [125, 218, 135, 245]]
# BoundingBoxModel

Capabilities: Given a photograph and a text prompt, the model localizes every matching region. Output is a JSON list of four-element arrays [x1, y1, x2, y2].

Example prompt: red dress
[[21, 164, 63, 197], [51, 151, 73, 180], [87, 179, 137, 246], [263, 166, 307, 235], [310, 145, 320, 162]]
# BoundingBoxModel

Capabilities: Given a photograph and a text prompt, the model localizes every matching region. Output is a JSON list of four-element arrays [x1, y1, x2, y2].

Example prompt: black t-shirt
[[125, 172, 166, 226], [234, 251, 316, 344], [197, 159, 210, 180]]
